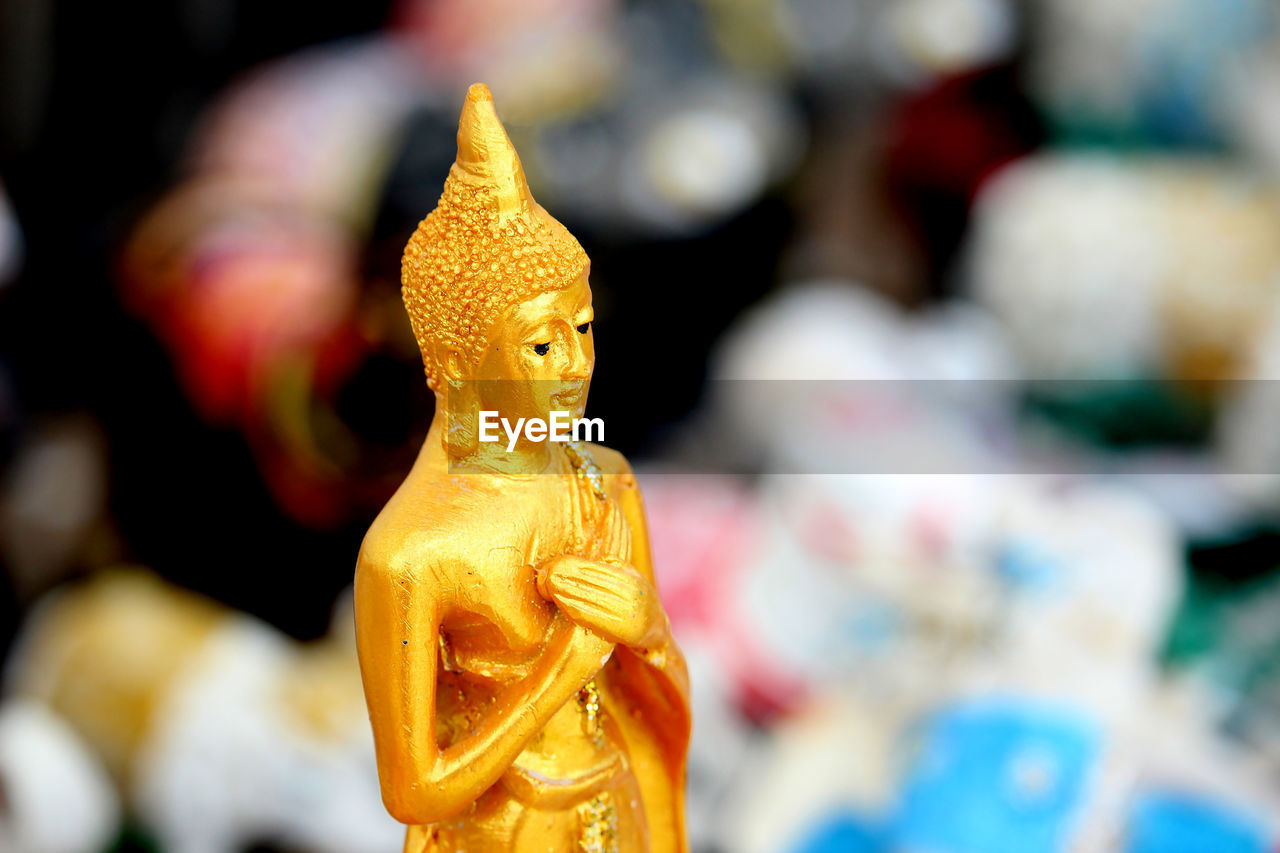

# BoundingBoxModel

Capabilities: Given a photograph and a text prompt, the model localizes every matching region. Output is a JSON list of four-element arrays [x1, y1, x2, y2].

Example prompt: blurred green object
[[1163, 528, 1280, 688], [1022, 380, 1215, 449], [1160, 531, 1280, 770], [106, 821, 159, 853]]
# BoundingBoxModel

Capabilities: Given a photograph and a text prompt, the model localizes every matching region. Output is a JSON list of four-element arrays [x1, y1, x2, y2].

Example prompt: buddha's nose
[[564, 336, 592, 381]]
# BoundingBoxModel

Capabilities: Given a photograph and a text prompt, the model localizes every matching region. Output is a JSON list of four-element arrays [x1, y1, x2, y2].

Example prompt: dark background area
[[1, 1, 402, 643]]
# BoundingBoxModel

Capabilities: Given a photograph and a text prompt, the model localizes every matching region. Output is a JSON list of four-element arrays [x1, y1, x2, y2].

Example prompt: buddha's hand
[[537, 556, 670, 652], [556, 618, 617, 684]]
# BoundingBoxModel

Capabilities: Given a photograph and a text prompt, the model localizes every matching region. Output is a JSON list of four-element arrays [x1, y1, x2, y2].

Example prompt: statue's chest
[[442, 474, 631, 678]]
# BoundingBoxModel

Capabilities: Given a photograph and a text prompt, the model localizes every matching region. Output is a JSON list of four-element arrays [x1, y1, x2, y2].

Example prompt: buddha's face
[[468, 271, 594, 425]]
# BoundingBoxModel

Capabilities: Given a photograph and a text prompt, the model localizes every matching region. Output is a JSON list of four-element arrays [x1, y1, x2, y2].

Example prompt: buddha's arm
[[608, 467, 693, 853], [612, 468, 692, 751], [354, 550, 613, 826]]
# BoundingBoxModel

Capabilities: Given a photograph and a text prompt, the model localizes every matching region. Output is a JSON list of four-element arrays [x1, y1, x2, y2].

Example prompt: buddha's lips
[[552, 387, 586, 408]]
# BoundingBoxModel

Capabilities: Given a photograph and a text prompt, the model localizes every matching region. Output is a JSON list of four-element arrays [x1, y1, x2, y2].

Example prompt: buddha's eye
[[532, 342, 551, 356], [576, 322, 591, 334]]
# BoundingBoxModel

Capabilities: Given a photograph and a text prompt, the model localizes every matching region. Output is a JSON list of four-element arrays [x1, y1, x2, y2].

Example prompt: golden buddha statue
[[354, 83, 691, 852]]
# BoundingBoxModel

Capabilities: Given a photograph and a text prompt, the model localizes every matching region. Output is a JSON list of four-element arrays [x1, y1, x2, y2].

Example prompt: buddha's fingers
[[554, 596, 640, 643], [555, 560, 654, 604], [550, 570, 628, 599], [550, 579, 631, 615], [552, 556, 623, 581], [557, 596, 616, 623]]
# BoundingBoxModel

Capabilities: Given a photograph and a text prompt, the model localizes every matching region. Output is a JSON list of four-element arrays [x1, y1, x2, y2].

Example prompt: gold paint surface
[[356, 83, 690, 852], [578, 791, 620, 853]]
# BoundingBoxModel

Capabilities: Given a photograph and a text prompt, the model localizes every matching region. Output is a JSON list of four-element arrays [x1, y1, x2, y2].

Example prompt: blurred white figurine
[[0, 700, 120, 853], [968, 155, 1280, 383], [8, 570, 402, 853]]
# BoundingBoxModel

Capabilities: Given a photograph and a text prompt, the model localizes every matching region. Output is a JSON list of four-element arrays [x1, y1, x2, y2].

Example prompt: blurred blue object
[[895, 700, 1099, 853], [996, 538, 1062, 592], [1126, 790, 1269, 853], [1138, 0, 1273, 147], [789, 809, 886, 853]]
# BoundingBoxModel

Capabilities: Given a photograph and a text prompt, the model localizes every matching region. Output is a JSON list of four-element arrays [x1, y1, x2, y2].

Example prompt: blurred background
[[4, 0, 1280, 851]]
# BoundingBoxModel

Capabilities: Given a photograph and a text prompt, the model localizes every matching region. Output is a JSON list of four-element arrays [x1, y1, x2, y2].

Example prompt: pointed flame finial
[[453, 83, 533, 221]]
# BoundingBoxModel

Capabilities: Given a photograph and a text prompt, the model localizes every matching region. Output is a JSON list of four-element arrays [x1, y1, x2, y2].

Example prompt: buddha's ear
[[441, 348, 467, 383], [441, 349, 479, 458]]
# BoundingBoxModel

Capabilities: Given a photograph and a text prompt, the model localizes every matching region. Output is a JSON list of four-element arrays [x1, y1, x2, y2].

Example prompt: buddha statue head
[[402, 83, 594, 460]]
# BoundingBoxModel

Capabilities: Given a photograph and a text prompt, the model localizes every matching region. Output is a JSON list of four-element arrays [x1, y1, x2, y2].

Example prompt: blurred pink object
[[191, 39, 416, 216], [642, 473, 756, 632], [640, 473, 812, 719], [393, 0, 621, 119]]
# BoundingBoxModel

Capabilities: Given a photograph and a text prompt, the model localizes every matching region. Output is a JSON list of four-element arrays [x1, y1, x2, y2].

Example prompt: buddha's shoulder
[[580, 443, 645, 504], [580, 442, 635, 478], [356, 465, 508, 582]]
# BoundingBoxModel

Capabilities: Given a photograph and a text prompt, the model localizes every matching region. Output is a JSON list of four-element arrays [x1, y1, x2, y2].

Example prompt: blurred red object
[[116, 38, 422, 527], [885, 67, 1041, 288], [122, 182, 362, 427]]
